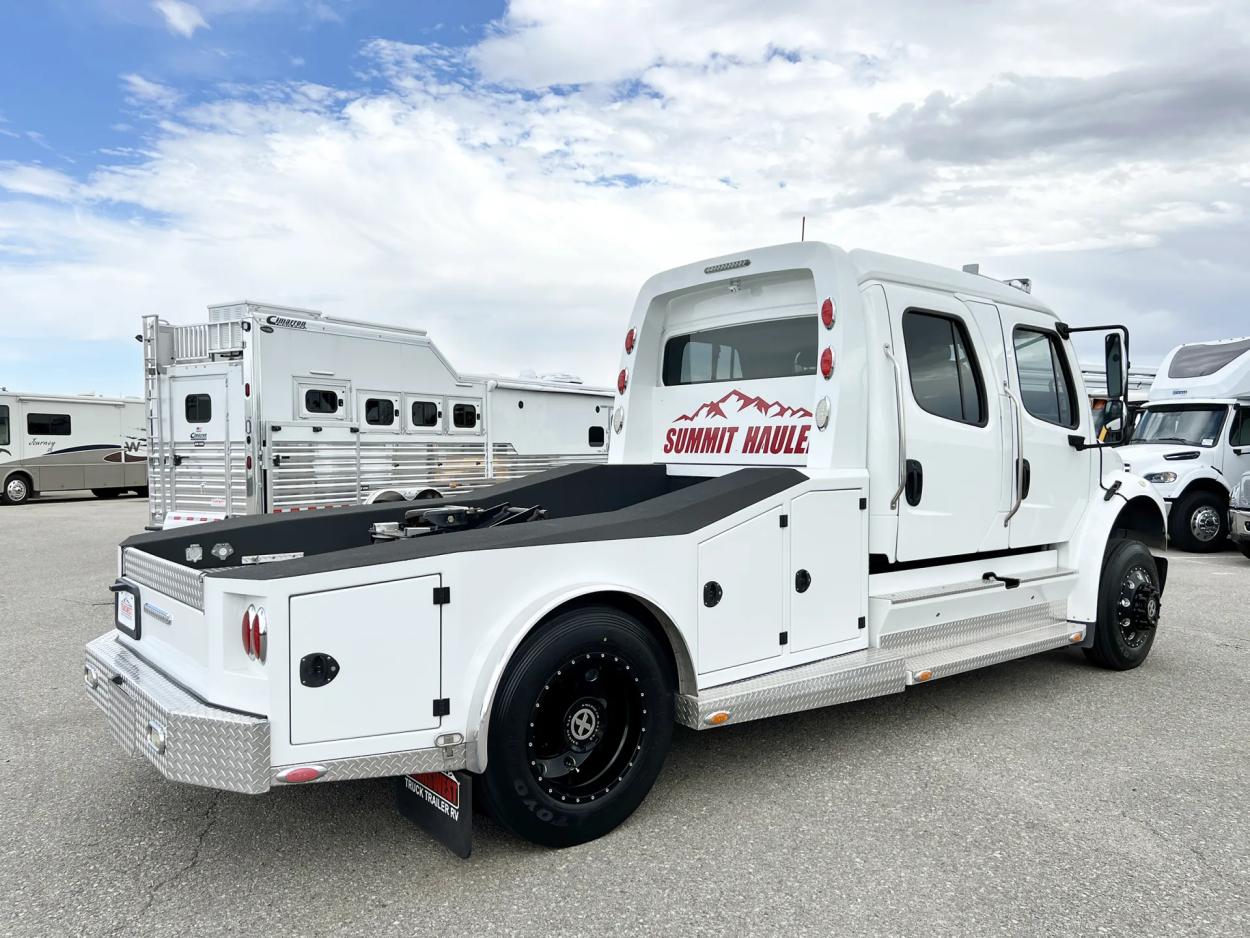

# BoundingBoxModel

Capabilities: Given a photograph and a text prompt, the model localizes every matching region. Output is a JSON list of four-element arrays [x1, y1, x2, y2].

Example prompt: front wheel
[[1084, 539, 1161, 670], [1168, 489, 1227, 552], [478, 605, 674, 848], [3, 475, 32, 505]]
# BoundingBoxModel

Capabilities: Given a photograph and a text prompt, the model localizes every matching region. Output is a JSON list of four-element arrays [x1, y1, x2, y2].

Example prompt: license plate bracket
[[111, 580, 142, 640]]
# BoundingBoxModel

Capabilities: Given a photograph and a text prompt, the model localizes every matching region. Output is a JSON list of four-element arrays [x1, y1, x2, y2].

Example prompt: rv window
[[1168, 338, 1250, 379], [365, 398, 396, 426], [0, 405, 8, 446], [185, 394, 212, 423], [588, 425, 605, 448], [411, 400, 439, 428], [27, 413, 72, 436], [661, 316, 816, 386], [304, 389, 340, 415], [1013, 328, 1078, 429], [452, 404, 478, 429], [902, 311, 986, 426]]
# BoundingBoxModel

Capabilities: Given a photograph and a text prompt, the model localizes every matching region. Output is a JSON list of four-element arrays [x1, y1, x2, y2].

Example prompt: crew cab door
[[1000, 306, 1091, 548], [881, 285, 1010, 561]]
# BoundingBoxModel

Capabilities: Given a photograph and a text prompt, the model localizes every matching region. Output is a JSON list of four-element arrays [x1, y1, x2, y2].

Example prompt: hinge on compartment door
[[779, 514, 788, 528], [859, 497, 867, 510], [432, 698, 450, 717], [432, 586, 451, 605]]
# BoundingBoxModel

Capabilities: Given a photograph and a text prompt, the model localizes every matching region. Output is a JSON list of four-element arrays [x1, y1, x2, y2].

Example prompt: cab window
[[662, 317, 816, 386], [1231, 407, 1250, 447], [27, 413, 72, 435], [1013, 328, 1078, 429], [902, 311, 986, 426]]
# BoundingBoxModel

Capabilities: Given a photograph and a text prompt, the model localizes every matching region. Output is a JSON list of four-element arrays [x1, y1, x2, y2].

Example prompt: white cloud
[[152, 0, 209, 38], [1, 1, 1249, 380]]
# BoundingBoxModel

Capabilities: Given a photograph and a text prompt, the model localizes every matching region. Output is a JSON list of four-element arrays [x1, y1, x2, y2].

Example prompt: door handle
[[1021, 458, 1031, 499], [172, 455, 183, 467], [272, 455, 289, 467], [905, 459, 923, 506]]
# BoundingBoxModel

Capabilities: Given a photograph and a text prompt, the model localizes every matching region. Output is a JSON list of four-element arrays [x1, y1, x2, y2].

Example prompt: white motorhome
[[143, 303, 612, 528], [0, 392, 146, 505], [86, 244, 1167, 854], [1117, 337, 1250, 551]]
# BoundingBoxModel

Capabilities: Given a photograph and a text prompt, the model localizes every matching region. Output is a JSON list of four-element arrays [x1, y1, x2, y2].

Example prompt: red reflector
[[821, 298, 835, 329], [278, 766, 325, 784], [244, 382, 251, 397], [251, 616, 262, 662], [820, 347, 834, 379], [246, 455, 253, 471], [624, 328, 636, 354], [242, 608, 254, 659], [617, 369, 628, 395]]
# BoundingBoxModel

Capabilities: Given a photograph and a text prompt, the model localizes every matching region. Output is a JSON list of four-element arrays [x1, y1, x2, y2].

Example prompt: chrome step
[[675, 649, 906, 730], [904, 620, 1082, 685], [880, 600, 1068, 658]]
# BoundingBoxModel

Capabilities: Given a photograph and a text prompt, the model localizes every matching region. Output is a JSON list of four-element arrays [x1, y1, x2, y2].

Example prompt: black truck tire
[[92, 488, 122, 499], [1084, 539, 1161, 671], [478, 605, 674, 848], [1167, 489, 1227, 552]]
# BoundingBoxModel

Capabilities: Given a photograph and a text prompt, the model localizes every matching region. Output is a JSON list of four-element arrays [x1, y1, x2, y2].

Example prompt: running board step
[[873, 568, 1078, 605], [675, 649, 906, 730], [905, 621, 1084, 685]]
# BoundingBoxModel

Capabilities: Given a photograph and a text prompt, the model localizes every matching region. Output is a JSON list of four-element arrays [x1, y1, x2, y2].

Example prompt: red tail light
[[624, 328, 636, 354], [244, 382, 251, 397], [821, 298, 835, 329], [251, 611, 263, 662], [820, 347, 834, 379], [242, 606, 254, 659], [246, 455, 253, 471], [617, 369, 628, 394]]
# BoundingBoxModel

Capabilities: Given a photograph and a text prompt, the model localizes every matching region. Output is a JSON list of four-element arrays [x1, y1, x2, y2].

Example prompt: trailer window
[[588, 425, 605, 447], [27, 413, 72, 436], [1013, 328, 1078, 429], [902, 311, 986, 426], [452, 403, 478, 429], [0, 405, 8, 446], [364, 398, 396, 426], [184, 394, 212, 423], [411, 400, 439, 428], [304, 389, 340, 415], [661, 316, 816, 386]]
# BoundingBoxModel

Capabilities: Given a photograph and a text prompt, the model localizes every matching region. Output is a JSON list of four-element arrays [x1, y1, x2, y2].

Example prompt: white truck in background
[[0, 392, 146, 505], [86, 244, 1167, 853], [1117, 337, 1250, 551], [142, 302, 612, 528]]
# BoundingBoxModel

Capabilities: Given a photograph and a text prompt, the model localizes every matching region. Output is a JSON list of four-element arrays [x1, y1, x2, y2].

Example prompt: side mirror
[[1104, 333, 1126, 402]]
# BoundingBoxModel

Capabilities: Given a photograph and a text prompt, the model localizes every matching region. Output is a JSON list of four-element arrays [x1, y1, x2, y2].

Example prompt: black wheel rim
[[1116, 563, 1160, 648], [527, 650, 646, 804]]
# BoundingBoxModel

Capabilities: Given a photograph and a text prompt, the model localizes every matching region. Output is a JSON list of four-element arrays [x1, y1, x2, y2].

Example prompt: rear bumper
[[85, 634, 271, 794], [84, 634, 467, 794]]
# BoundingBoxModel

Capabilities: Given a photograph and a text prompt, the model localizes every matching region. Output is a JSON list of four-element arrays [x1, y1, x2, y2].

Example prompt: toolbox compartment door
[[289, 575, 441, 746]]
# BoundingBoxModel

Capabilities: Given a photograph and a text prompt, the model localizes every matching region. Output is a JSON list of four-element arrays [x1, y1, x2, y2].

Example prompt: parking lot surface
[[1, 497, 1247, 937]]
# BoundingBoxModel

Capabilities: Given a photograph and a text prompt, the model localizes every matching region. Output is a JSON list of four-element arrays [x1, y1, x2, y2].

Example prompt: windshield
[[1131, 405, 1226, 447]]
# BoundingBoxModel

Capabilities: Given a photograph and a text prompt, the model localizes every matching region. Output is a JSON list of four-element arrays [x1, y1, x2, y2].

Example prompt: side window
[[304, 389, 340, 415], [27, 413, 72, 435], [1013, 328, 1078, 429], [364, 398, 395, 427], [411, 400, 439, 429], [588, 425, 606, 448], [901, 311, 986, 426], [1232, 408, 1250, 447], [452, 403, 478, 429], [185, 394, 212, 423], [0, 405, 8, 446]]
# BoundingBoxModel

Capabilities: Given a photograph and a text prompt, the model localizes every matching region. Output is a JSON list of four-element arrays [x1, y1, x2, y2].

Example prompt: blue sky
[[1, 1, 1248, 397]]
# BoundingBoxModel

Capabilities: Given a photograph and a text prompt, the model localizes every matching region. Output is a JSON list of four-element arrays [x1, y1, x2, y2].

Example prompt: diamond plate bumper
[[84, 634, 468, 794]]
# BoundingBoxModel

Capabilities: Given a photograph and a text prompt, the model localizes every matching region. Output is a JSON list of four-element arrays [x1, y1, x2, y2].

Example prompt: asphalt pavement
[[1, 495, 1246, 937]]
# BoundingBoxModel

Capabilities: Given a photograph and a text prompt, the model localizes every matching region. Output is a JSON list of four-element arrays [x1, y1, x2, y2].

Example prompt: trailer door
[[169, 369, 243, 517]]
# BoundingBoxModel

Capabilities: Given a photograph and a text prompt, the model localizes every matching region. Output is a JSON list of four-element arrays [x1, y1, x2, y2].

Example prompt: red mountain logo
[[673, 389, 813, 423]]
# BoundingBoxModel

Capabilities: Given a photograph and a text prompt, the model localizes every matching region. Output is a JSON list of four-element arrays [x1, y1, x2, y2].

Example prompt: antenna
[[801, 216, 806, 242]]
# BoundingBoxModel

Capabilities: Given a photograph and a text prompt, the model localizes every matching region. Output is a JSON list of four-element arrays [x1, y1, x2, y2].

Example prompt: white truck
[[1116, 337, 1250, 551], [142, 302, 612, 528], [1, 391, 146, 505], [85, 243, 1169, 853]]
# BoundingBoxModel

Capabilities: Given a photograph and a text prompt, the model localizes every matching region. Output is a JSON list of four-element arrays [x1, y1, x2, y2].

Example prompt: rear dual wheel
[[479, 606, 674, 848]]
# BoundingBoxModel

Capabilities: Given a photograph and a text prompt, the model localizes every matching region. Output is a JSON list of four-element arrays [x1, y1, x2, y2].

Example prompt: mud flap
[[396, 771, 473, 858]]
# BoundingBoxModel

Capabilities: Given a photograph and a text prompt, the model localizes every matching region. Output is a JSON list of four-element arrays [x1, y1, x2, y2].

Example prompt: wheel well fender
[[465, 586, 693, 774], [3, 469, 33, 491], [1175, 476, 1229, 505]]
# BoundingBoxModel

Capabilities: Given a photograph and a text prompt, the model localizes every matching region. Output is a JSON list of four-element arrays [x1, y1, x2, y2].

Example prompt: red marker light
[[624, 328, 636, 354], [278, 766, 325, 784], [820, 347, 834, 379], [821, 298, 835, 329], [244, 382, 251, 397], [617, 369, 628, 395], [242, 607, 254, 659], [246, 455, 253, 471]]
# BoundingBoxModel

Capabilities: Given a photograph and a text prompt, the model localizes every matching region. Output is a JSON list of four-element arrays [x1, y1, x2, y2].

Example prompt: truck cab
[[1117, 337, 1250, 551], [84, 242, 1168, 852]]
